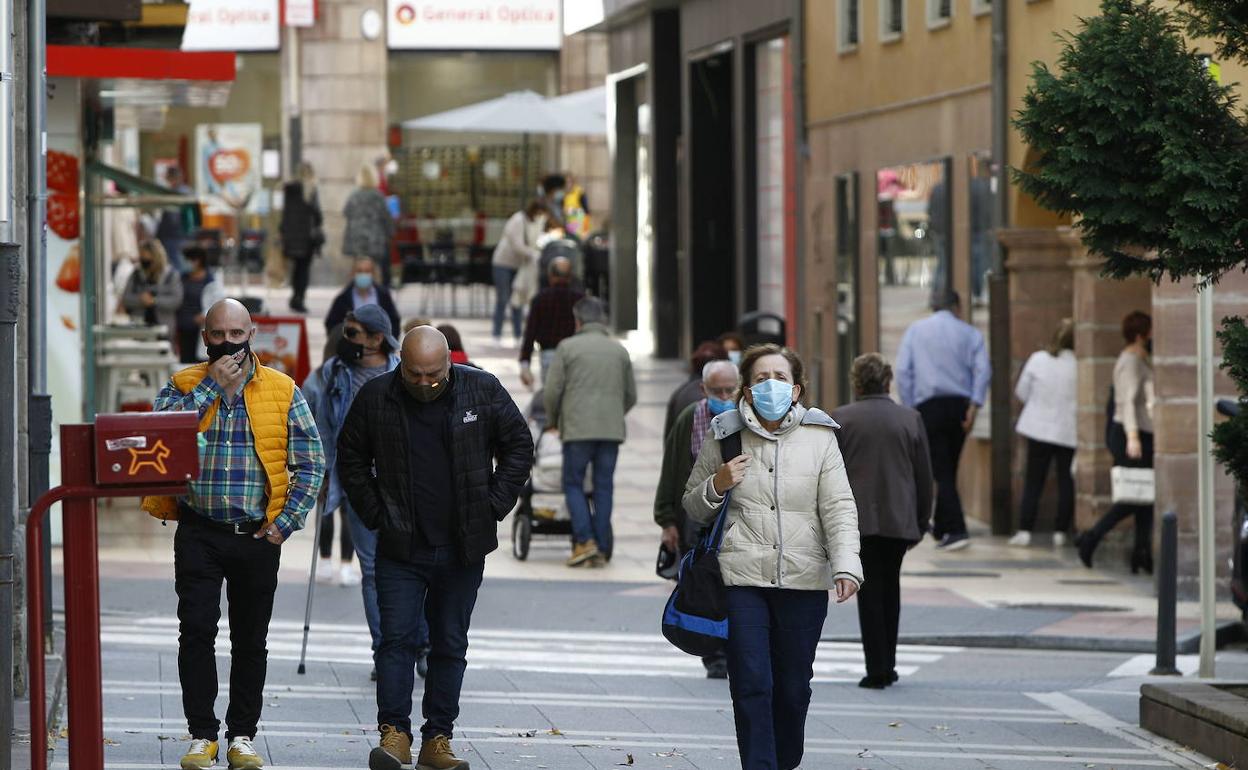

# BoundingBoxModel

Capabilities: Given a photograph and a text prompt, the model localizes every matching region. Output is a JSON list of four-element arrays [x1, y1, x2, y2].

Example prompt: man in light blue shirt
[[895, 290, 990, 551]]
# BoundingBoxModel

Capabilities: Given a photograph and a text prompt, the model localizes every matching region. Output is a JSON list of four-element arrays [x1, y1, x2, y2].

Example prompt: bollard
[[1151, 510, 1180, 676]]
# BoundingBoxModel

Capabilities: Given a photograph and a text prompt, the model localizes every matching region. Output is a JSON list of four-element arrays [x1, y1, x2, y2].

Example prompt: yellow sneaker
[[179, 738, 218, 769], [369, 724, 412, 770], [225, 736, 264, 769], [416, 734, 470, 769], [566, 539, 599, 567]]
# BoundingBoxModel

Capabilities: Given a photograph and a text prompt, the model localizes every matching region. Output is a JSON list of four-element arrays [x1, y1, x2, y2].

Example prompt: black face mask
[[336, 337, 365, 363], [206, 338, 251, 364], [139, 259, 153, 271], [1145, 338, 1153, 355]]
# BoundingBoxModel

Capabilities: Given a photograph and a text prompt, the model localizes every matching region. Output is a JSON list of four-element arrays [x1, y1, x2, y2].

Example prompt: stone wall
[[558, 31, 611, 232], [290, 0, 389, 286], [1153, 273, 1248, 598]]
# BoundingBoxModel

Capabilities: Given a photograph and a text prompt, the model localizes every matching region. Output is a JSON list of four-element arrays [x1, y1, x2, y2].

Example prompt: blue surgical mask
[[727, 350, 742, 366], [354, 273, 373, 290], [707, 396, 736, 416], [750, 379, 795, 421]]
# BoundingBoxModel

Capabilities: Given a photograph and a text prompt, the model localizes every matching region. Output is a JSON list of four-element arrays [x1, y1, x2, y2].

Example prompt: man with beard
[[338, 326, 533, 770]]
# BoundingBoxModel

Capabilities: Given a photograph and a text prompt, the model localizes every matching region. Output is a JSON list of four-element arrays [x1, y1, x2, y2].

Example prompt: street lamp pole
[[1197, 279, 1216, 678]]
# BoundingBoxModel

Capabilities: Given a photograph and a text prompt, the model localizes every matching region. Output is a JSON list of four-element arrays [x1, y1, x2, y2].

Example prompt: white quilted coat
[[682, 401, 863, 590]]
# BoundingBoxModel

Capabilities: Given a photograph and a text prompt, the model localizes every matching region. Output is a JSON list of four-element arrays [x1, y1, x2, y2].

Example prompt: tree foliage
[[1013, 0, 1248, 283], [1178, 0, 1248, 68], [1014, 0, 1248, 490]]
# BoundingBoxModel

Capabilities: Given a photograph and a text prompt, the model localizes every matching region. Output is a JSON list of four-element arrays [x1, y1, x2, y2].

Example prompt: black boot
[[1131, 547, 1154, 575], [1075, 532, 1095, 568]]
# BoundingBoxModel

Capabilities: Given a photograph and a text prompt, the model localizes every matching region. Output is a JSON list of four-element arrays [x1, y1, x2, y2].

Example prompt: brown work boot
[[566, 539, 599, 567], [417, 734, 470, 769], [368, 724, 412, 770]]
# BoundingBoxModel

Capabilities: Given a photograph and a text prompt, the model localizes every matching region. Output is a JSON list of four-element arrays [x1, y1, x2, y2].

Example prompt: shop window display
[[876, 158, 951, 362]]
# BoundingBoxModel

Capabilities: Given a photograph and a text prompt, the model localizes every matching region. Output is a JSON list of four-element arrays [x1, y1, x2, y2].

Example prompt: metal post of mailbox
[[60, 424, 104, 770]]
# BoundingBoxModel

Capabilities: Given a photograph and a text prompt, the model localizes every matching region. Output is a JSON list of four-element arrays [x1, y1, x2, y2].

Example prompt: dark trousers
[[856, 536, 908, 679], [376, 548, 484, 741], [725, 586, 828, 770], [918, 396, 970, 537], [177, 328, 202, 364], [174, 515, 281, 741], [1018, 438, 1076, 533], [491, 265, 522, 338], [290, 257, 311, 308], [1085, 425, 1155, 555], [318, 505, 355, 562]]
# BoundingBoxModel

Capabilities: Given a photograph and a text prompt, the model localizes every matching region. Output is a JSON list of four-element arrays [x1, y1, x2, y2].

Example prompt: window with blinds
[[838, 0, 861, 51], [927, 0, 952, 27], [880, 0, 904, 40]]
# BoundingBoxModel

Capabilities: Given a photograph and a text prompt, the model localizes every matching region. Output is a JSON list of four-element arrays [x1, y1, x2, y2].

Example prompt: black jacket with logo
[[337, 364, 534, 565]]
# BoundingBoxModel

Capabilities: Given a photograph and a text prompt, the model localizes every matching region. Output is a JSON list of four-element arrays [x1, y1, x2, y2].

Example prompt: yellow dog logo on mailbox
[[128, 440, 172, 476]]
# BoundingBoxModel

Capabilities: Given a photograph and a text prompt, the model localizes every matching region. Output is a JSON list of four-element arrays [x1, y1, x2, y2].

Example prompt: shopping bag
[[661, 430, 742, 657], [1111, 466, 1155, 505]]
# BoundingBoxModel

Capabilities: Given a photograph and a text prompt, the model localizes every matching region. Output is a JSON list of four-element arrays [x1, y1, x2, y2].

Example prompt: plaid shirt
[[154, 364, 325, 539], [519, 284, 584, 364], [690, 399, 712, 461]]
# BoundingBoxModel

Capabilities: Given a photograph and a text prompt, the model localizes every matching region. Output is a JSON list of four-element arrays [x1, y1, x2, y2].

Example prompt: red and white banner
[[387, 0, 561, 50], [182, 0, 280, 51]]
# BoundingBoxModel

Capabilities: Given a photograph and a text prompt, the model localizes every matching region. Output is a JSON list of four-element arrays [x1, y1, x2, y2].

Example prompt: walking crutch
[[297, 495, 326, 675]]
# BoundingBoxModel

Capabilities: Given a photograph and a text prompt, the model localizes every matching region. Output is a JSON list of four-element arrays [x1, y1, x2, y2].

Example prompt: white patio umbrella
[[401, 89, 608, 207]]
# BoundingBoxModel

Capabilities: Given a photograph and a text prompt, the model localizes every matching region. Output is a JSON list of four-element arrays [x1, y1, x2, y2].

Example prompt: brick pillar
[[291, 0, 389, 286], [998, 228, 1076, 530], [1153, 274, 1248, 598], [1070, 254, 1152, 544]]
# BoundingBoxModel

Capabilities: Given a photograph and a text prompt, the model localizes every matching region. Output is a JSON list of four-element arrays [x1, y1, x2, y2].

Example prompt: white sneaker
[[315, 560, 335, 584], [339, 564, 362, 586], [1052, 532, 1068, 548], [1007, 531, 1032, 548]]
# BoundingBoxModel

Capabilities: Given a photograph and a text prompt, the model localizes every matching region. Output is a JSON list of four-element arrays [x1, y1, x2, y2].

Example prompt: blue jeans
[[375, 549, 484, 741], [562, 440, 619, 556], [725, 586, 828, 770], [342, 502, 429, 654], [492, 265, 522, 338]]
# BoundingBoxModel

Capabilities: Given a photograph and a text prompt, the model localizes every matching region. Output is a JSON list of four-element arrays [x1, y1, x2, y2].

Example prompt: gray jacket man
[[831, 353, 933, 690]]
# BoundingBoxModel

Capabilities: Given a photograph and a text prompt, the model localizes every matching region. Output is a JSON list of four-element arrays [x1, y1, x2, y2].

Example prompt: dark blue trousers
[[725, 586, 828, 770], [375, 548, 484, 741]]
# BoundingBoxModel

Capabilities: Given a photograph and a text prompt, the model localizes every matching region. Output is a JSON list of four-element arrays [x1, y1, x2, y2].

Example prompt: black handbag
[[661, 430, 742, 657]]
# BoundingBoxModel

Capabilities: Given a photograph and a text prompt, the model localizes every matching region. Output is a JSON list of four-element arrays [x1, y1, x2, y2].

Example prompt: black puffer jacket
[[337, 364, 534, 565]]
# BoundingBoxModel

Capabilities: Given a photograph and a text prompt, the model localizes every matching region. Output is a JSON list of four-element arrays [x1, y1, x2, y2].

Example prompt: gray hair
[[573, 297, 607, 325], [702, 359, 738, 382]]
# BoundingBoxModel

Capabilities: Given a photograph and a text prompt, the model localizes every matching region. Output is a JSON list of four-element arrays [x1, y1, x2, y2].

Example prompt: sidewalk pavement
[[83, 284, 1240, 650]]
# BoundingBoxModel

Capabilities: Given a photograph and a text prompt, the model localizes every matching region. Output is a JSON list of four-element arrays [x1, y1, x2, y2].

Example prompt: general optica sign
[[386, 0, 562, 51], [182, 0, 280, 52]]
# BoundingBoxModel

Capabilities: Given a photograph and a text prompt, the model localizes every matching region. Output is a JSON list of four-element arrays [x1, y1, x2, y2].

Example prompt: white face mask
[[727, 350, 742, 366], [384, 159, 398, 176]]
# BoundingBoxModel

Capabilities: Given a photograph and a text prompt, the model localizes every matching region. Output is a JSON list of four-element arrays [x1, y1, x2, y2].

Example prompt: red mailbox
[[94, 411, 200, 486]]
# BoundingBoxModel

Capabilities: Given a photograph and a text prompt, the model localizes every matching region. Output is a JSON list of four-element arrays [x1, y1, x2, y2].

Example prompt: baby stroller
[[511, 390, 590, 560]]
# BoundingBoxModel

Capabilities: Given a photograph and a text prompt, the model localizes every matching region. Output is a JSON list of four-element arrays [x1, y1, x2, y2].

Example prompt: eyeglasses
[[705, 386, 737, 399]]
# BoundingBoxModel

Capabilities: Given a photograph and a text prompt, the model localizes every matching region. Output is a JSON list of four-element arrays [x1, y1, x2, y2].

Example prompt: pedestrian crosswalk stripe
[[99, 716, 1156, 756], [100, 679, 1067, 723], [97, 616, 958, 682]]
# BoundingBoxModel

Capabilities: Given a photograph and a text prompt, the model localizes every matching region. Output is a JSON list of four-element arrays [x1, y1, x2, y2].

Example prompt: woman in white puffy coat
[[683, 344, 862, 770]]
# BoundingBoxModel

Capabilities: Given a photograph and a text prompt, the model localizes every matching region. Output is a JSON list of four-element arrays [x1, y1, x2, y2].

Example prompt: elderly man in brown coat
[[832, 353, 934, 690]]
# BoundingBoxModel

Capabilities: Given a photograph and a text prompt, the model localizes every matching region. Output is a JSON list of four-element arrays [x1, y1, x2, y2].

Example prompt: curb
[[822, 620, 1246, 654]]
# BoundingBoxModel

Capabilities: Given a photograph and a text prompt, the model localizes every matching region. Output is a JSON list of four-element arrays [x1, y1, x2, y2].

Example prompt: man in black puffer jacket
[[338, 326, 532, 770]]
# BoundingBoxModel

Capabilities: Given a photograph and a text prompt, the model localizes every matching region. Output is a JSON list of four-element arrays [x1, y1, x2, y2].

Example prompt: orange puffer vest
[[142, 356, 295, 524]]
